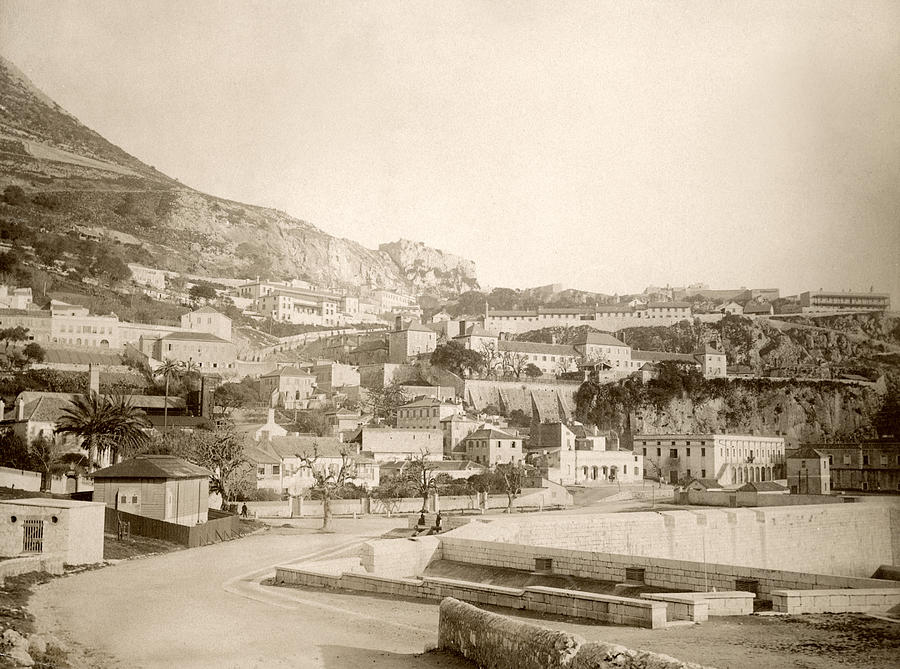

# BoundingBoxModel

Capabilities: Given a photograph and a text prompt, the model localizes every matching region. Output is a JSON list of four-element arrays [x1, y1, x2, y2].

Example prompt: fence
[[104, 507, 243, 548]]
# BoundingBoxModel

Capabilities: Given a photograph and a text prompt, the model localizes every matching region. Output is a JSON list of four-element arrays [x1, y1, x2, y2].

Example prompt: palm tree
[[180, 358, 201, 393], [55, 392, 151, 472], [155, 359, 181, 430]]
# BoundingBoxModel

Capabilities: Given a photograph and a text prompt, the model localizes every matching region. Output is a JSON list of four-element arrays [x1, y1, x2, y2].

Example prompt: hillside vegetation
[[0, 57, 476, 297]]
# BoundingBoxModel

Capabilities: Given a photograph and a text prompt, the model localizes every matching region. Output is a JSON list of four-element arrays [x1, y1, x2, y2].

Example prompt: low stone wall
[[0, 555, 64, 586], [640, 591, 754, 619], [771, 588, 900, 614], [638, 594, 709, 622], [274, 563, 667, 628], [437, 598, 714, 669], [439, 536, 900, 602]]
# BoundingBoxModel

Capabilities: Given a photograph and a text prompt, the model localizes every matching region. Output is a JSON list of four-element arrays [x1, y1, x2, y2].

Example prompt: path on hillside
[[29, 518, 470, 669]]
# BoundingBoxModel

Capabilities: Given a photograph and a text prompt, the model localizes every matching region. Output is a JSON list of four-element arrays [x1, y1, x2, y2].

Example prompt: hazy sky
[[1, 1, 898, 300]]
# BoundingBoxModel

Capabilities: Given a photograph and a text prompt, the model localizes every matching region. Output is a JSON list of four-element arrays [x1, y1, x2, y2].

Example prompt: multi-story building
[[799, 291, 890, 313], [572, 331, 632, 370], [181, 306, 232, 341], [313, 361, 360, 396], [396, 397, 463, 430], [48, 300, 120, 349], [388, 320, 437, 363], [0, 285, 33, 310], [461, 428, 524, 467], [352, 427, 443, 461], [250, 436, 379, 493], [482, 302, 695, 335], [786, 446, 831, 494], [803, 441, 900, 493], [255, 290, 339, 326], [0, 309, 51, 344], [496, 340, 578, 376], [528, 421, 642, 485], [372, 289, 418, 314], [440, 413, 482, 458], [259, 367, 317, 409], [633, 433, 785, 485], [142, 331, 236, 372]]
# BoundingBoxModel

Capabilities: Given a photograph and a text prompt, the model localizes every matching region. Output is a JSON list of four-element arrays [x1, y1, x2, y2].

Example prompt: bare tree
[[405, 450, 440, 512], [295, 443, 358, 531], [478, 340, 502, 379], [494, 462, 526, 513], [501, 351, 529, 379]]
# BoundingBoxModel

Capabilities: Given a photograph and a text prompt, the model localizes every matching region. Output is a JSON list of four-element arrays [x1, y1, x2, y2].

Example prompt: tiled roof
[[573, 332, 628, 347], [687, 478, 723, 490], [737, 481, 788, 493], [190, 306, 225, 315], [400, 396, 456, 409], [789, 446, 827, 459], [267, 436, 356, 459], [260, 366, 316, 378], [464, 428, 518, 441], [646, 301, 692, 309], [5, 392, 184, 423], [161, 331, 230, 343], [0, 308, 50, 318], [695, 344, 724, 356], [497, 340, 576, 356], [456, 325, 495, 338], [91, 455, 212, 480]]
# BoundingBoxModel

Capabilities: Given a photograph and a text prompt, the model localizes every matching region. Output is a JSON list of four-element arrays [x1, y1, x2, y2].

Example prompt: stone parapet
[[771, 588, 900, 614]]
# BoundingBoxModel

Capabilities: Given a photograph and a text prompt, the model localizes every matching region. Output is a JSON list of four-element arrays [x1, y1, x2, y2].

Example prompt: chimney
[[16, 397, 25, 421], [0, 399, 4, 420], [88, 364, 100, 395], [550, 334, 556, 344], [459, 319, 467, 336], [395, 315, 403, 331]]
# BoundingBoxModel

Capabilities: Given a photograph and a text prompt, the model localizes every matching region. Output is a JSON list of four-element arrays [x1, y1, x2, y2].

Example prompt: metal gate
[[22, 518, 44, 553]]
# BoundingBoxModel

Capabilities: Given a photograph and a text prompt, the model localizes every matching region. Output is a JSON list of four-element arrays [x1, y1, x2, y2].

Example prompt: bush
[[1, 185, 27, 206]]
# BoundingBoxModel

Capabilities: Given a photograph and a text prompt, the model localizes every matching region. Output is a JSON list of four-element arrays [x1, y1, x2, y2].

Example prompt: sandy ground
[[29, 518, 471, 669], [29, 514, 900, 669]]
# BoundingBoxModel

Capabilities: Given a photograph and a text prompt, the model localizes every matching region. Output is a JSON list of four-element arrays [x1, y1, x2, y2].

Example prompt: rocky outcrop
[[378, 239, 479, 295]]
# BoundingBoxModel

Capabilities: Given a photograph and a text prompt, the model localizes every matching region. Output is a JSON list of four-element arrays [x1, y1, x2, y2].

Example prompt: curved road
[[30, 518, 470, 669]]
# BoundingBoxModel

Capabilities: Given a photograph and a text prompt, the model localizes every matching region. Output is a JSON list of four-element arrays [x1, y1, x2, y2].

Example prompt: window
[[880, 455, 887, 466], [701, 469, 706, 477], [642, 448, 647, 456], [863, 455, 870, 466], [828, 455, 833, 465], [656, 448, 661, 457], [701, 447, 706, 457], [843, 454, 851, 465], [121, 496, 127, 504], [686, 448, 691, 456], [669, 449, 678, 457], [131, 495, 137, 504], [625, 567, 645, 583], [272, 465, 280, 475], [534, 558, 553, 572], [258, 466, 265, 476]]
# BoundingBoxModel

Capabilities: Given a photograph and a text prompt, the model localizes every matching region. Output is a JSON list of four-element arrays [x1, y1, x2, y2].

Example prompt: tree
[[91, 252, 131, 283], [372, 474, 413, 517], [214, 380, 259, 415], [478, 340, 502, 378], [155, 359, 181, 430], [501, 351, 528, 379], [295, 442, 358, 531], [405, 451, 439, 512], [364, 383, 409, 426], [0, 326, 29, 352], [2, 185, 27, 206], [179, 359, 201, 392], [524, 363, 542, 378], [430, 341, 485, 377], [146, 425, 250, 506], [55, 392, 151, 472], [27, 435, 65, 491], [189, 283, 217, 302], [23, 342, 45, 366], [494, 462, 526, 512], [0, 428, 34, 471]]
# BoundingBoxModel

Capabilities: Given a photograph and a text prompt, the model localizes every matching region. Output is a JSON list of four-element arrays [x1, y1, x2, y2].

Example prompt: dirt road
[[30, 518, 470, 669]]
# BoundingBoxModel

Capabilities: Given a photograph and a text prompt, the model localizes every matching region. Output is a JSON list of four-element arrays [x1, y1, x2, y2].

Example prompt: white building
[[634, 433, 786, 486], [181, 306, 232, 341]]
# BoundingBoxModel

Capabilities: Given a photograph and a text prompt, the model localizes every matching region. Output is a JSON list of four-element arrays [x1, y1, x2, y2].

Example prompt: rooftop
[[573, 331, 629, 347], [261, 366, 317, 378], [161, 331, 231, 343], [91, 455, 212, 480], [464, 428, 518, 441], [497, 340, 576, 356]]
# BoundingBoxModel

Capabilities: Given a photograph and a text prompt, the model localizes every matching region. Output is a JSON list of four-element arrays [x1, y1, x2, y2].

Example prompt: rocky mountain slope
[[0, 56, 477, 297]]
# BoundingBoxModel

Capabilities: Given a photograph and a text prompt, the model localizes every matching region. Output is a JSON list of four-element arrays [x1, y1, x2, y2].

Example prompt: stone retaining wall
[[274, 564, 667, 628], [0, 555, 64, 586], [771, 588, 900, 614], [437, 598, 715, 669], [639, 591, 755, 620], [439, 536, 899, 602]]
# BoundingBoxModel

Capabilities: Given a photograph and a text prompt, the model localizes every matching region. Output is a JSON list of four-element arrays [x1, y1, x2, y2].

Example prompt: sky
[[1, 1, 898, 300]]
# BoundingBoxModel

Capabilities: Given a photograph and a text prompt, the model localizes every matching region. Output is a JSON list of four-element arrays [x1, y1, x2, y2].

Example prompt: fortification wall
[[445, 503, 898, 578]]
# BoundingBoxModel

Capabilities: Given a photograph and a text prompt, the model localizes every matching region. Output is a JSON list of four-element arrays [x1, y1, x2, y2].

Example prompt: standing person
[[241, 503, 248, 518]]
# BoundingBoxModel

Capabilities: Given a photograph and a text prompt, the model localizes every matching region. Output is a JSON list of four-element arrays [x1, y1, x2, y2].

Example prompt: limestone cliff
[[378, 239, 479, 295]]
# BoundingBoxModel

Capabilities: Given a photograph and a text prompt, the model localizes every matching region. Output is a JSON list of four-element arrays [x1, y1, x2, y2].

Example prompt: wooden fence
[[104, 507, 243, 548]]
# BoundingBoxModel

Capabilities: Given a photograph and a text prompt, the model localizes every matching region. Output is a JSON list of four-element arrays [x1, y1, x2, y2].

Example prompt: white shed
[[0, 498, 105, 565]]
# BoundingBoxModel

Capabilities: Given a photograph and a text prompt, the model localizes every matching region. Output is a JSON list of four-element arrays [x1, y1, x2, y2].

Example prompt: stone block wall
[[771, 588, 900, 614], [439, 536, 900, 602], [273, 565, 667, 628], [359, 536, 441, 577], [437, 598, 713, 669], [445, 503, 897, 578]]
